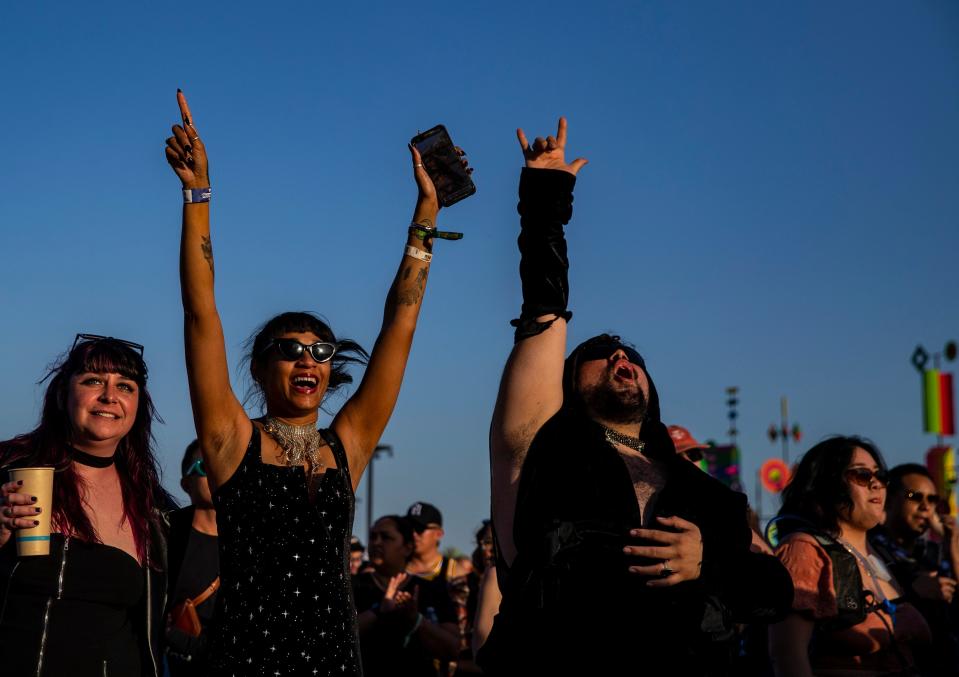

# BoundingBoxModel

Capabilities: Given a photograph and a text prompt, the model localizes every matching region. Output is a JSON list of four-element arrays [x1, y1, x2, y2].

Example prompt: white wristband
[[404, 245, 432, 263], [183, 187, 212, 204]]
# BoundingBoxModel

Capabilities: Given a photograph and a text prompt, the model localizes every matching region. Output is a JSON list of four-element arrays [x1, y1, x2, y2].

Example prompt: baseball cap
[[668, 425, 708, 455], [406, 502, 443, 531]]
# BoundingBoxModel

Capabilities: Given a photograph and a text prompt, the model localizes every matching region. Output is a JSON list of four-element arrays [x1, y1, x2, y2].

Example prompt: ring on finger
[[413, 163, 423, 168], [660, 560, 675, 577], [190, 135, 199, 141]]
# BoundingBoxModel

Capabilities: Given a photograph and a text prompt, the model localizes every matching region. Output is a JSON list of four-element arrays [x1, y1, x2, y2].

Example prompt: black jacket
[[481, 409, 793, 676]]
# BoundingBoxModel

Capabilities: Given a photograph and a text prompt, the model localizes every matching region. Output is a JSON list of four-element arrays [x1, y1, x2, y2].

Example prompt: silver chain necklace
[[602, 426, 645, 453], [262, 417, 325, 475]]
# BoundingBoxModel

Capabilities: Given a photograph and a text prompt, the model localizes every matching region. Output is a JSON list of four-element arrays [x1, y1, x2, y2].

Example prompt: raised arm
[[166, 90, 250, 489], [332, 145, 470, 489], [489, 118, 587, 565]]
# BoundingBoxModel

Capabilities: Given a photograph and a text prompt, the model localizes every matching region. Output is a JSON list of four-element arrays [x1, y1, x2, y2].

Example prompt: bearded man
[[478, 118, 792, 675]]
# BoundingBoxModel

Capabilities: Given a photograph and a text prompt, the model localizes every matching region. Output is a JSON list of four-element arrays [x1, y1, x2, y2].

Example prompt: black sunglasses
[[844, 467, 889, 488], [578, 342, 644, 368], [261, 338, 336, 363], [72, 333, 145, 357], [904, 490, 940, 507]]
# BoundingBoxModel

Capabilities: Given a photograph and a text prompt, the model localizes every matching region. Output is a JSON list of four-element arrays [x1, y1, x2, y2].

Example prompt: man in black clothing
[[480, 119, 793, 675], [165, 440, 220, 677], [870, 463, 959, 675]]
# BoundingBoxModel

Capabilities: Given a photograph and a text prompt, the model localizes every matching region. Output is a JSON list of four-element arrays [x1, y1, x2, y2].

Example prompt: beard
[[579, 377, 648, 426]]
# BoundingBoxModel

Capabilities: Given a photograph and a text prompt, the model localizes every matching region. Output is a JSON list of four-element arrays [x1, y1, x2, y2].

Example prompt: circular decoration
[[761, 458, 791, 493]]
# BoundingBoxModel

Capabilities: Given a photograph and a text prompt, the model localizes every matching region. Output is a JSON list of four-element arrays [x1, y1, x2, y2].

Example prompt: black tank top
[[209, 426, 360, 676]]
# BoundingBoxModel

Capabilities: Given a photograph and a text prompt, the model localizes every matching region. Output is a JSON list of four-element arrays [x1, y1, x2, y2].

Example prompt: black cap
[[350, 535, 364, 552], [406, 502, 443, 531]]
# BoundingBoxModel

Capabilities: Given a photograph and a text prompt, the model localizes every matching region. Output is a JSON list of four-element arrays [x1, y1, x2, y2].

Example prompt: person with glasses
[[869, 463, 959, 674], [0, 335, 173, 676], [164, 90, 468, 676], [165, 439, 219, 676], [769, 437, 932, 676], [480, 118, 793, 675]]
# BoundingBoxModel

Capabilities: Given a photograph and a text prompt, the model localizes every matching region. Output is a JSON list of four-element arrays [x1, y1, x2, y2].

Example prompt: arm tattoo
[[200, 235, 214, 274], [398, 268, 428, 306], [402, 265, 412, 281]]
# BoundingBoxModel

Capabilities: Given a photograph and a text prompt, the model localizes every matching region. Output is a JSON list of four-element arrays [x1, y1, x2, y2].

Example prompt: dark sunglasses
[[904, 490, 940, 507], [578, 342, 644, 367], [184, 458, 206, 478], [844, 467, 889, 488], [261, 338, 336, 363], [72, 333, 145, 357]]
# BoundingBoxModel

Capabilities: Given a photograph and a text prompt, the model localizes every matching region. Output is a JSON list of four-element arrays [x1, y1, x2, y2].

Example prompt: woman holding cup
[[0, 335, 172, 677]]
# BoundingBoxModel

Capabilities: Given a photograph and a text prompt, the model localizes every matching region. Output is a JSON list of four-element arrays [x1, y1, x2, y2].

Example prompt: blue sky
[[1, 1, 957, 551]]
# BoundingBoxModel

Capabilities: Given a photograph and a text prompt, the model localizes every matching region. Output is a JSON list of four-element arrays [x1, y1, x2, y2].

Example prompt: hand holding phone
[[410, 125, 475, 208]]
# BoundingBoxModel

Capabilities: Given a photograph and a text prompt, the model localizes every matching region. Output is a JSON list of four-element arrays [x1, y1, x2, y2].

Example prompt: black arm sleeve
[[510, 168, 577, 342]]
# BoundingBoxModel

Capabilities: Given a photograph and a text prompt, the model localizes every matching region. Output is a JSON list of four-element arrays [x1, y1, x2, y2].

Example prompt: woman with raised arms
[[164, 90, 468, 675]]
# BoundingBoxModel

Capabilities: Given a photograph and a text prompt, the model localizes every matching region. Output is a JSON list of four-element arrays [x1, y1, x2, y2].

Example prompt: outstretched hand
[[516, 117, 588, 176], [165, 89, 210, 189]]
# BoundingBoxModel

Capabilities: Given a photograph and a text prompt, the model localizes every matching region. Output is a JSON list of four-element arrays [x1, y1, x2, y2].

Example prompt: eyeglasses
[[260, 339, 336, 363], [844, 467, 889, 488], [578, 342, 644, 367], [72, 333, 145, 357], [184, 458, 206, 478], [904, 490, 940, 507]]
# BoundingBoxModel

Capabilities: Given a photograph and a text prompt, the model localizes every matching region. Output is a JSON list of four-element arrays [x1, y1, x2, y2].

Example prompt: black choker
[[69, 446, 116, 468]]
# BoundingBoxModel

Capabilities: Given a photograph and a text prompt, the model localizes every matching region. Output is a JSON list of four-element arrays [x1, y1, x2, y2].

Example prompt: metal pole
[[366, 457, 374, 538], [781, 396, 789, 464]]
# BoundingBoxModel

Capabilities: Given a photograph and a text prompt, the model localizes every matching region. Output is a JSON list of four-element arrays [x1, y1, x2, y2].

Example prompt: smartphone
[[410, 125, 476, 208]]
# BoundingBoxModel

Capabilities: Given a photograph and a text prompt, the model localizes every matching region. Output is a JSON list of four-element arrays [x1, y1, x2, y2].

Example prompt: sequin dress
[[209, 426, 360, 676]]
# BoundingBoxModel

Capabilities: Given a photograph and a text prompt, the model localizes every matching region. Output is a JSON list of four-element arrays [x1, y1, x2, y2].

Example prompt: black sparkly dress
[[209, 426, 360, 676]]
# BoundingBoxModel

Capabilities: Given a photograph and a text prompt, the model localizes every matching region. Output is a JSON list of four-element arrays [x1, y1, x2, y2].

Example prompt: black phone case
[[411, 124, 476, 208]]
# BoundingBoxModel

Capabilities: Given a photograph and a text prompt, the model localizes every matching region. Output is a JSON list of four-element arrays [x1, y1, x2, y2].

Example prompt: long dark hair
[[0, 337, 171, 563], [242, 311, 369, 412], [777, 435, 886, 537]]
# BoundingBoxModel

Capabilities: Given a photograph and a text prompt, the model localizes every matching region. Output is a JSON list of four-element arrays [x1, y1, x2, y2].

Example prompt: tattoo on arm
[[402, 266, 412, 281], [398, 267, 428, 306], [200, 235, 214, 274]]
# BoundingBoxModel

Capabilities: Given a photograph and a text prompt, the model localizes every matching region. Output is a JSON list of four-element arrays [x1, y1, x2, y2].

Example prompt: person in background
[[406, 500, 470, 660], [165, 440, 219, 677], [352, 515, 459, 677], [668, 424, 709, 465], [350, 535, 368, 575], [769, 437, 931, 676], [870, 463, 959, 675]]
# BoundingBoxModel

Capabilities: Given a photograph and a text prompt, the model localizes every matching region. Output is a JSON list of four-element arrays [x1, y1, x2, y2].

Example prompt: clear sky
[[1, 1, 957, 552]]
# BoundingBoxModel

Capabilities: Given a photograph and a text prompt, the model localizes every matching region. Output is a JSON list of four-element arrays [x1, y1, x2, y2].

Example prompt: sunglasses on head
[[72, 333, 145, 357], [904, 490, 940, 507], [261, 338, 336, 363], [578, 342, 643, 367], [844, 467, 889, 488], [185, 458, 206, 478]]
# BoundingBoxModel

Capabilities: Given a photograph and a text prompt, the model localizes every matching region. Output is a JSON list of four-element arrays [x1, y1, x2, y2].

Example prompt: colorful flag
[[926, 446, 957, 516], [923, 370, 955, 436]]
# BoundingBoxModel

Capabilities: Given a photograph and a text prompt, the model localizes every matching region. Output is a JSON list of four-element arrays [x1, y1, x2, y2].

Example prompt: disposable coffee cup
[[8, 467, 54, 556]]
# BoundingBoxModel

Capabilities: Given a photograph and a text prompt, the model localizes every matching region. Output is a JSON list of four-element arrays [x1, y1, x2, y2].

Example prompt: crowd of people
[[0, 91, 957, 676]]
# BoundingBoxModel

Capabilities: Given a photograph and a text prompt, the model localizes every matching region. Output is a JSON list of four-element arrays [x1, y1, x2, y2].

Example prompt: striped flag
[[924, 370, 955, 436]]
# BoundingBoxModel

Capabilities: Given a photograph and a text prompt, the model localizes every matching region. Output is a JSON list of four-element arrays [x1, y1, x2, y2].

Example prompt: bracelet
[[183, 187, 212, 204], [404, 245, 432, 263], [408, 223, 463, 241], [402, 613, 424, 648]]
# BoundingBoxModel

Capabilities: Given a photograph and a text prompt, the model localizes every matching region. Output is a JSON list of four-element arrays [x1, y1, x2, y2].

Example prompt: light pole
[[366, 444, 393, 537]]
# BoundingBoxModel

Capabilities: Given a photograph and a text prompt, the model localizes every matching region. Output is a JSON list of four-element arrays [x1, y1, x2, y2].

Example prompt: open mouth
[[291, 374, 319, 394], [92, 410, 120, 419], [612, 361, 635, 383]]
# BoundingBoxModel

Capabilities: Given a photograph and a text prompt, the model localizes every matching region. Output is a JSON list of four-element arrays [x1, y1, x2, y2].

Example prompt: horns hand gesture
[[516, 117, 588, 176]]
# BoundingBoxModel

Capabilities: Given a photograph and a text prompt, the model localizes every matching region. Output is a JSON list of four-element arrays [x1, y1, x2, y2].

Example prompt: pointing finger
[[177, 88, 194, 128], [556, 117, 568, 146]]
